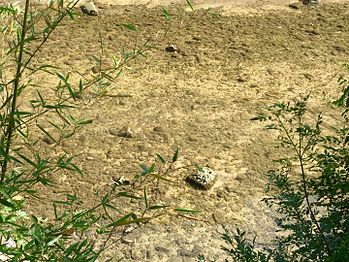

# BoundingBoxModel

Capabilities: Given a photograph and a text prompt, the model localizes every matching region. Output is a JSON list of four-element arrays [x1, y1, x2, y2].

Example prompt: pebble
[[153, 126, 165, 133], [146, 249, 155, 259], [63, 60, 74, 66], [186, 167, 217, 190], [303, 0, 321, 5], [216, 191, 225, 199], [178, 249, 197, 257], [237, 75, 248, 82], [111, 126, 133, 138], [188, 135, 198, 142], [91, 65, 100, 74], [224, 166, 235, 173], [155, 246, 170, 255], [131, 250, 144, 260], [42, 136, 54, 145], [289, 2, 302, 9], [213, 211, 226, 224], [81, 1, 98, 16], [165, 45, 178, 52], [333, 45, 346, 53], [194, 54, 201, 63]]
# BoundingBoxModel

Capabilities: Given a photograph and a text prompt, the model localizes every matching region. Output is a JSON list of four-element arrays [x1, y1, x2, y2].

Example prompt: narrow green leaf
[[105, 213, 132, 228], [116, 192, 141, 199], [105, 214, 151, 228], [148, 205, 169, 210], [121, 23, 138, 31], [91, 55, 101, 64], [43, 104, 75, 109], [0, 199, 15, 208], [16, 153, 36, 167], [186, 0, 194, 11], [75, 118, 93, 125], [172, 149, 179, 162], [174, 208, 199, 213], [37, 90, 45, 105], [144, 187, 148, 208], [140, 163, 155, 176], [101, 194, 108, 205], [37, 124, 56, 143], [47, 235, 62, 246], [56, 73, 76, 99], [250, 115, 267, 121], [157, 153, 166, 164], [69, 162, 83, 176], [161, 7, 172, 20], [104, 203, 117, 210]]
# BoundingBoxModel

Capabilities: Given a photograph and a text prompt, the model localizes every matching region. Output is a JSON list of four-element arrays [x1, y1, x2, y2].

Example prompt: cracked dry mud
[[20, 1, 349, 261]]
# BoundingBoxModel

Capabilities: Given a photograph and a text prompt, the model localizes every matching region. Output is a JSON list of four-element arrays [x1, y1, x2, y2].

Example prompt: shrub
[[0, 1, 194, 260], [210, 73, 349, 261]]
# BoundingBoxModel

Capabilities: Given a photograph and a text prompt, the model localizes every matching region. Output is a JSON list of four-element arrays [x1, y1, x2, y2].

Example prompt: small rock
[[237, 75, 248, 82], [188, 135, 198, 142], [216, 190, 225, 198], [153, 126, 164, 133], [165, 45, 178, 52], [275, 218, 283, 227], [194, 54, 201, 63], [155, 246, 170, 254], [42, 136, 54, 145], [224, 166, 235, 174], [64, 60, 73, 66], [81, 1, 98, 16], [304, 73, 313, 80], [178, 249, 197, 257], [120, 238, 133, 244], [131, 250, 144, 260], [115, 126, 133, 138], [91, 65, 100, 74], [186, 167, 217, 190], [333, 45, 346, 53], [108, 129, 118, 136], [289, 2, 302, 9], [305, 29, 319, 35], [213, 211, 226, 224], [191, 104, 199, 110], [146, 249, 155, 259], [303, 0, 320, 5]]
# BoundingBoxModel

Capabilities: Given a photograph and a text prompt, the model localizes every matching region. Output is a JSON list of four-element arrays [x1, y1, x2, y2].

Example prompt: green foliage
[[0, 1, 194, 260], [217, 76, 349, 261], [221, 227, 272, 262]]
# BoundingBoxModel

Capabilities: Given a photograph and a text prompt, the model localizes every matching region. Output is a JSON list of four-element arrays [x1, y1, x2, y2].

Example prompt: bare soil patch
[[22, 2, 349, 261]]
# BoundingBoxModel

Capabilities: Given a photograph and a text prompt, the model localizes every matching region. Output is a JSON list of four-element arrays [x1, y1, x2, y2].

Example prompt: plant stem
[[299, 147, 332, 255], [296, 114, 331, 255], [1, 0, 30, 182], [277, 114, 331, 255]]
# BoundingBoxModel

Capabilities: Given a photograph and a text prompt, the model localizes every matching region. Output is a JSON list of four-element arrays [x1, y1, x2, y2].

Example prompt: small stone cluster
[[186, 167, 216, 190]]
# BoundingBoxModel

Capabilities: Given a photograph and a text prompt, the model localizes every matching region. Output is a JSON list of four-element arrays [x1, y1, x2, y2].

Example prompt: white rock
[[81, 1, 98, 16]]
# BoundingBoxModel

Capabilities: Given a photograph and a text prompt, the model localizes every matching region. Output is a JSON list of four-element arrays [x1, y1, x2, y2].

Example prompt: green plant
[[0, 0, 145, 259], [220, 227, 272, 262], [211, 74, 349, 261], [0, 0, 195, 260]]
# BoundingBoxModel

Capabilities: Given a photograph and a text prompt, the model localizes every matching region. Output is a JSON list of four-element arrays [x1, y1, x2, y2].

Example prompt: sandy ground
[[2, 0, 349, 261]]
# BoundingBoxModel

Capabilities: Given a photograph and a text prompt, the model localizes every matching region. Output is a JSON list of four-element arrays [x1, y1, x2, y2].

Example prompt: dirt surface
[[13, 0, 349, 261]]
